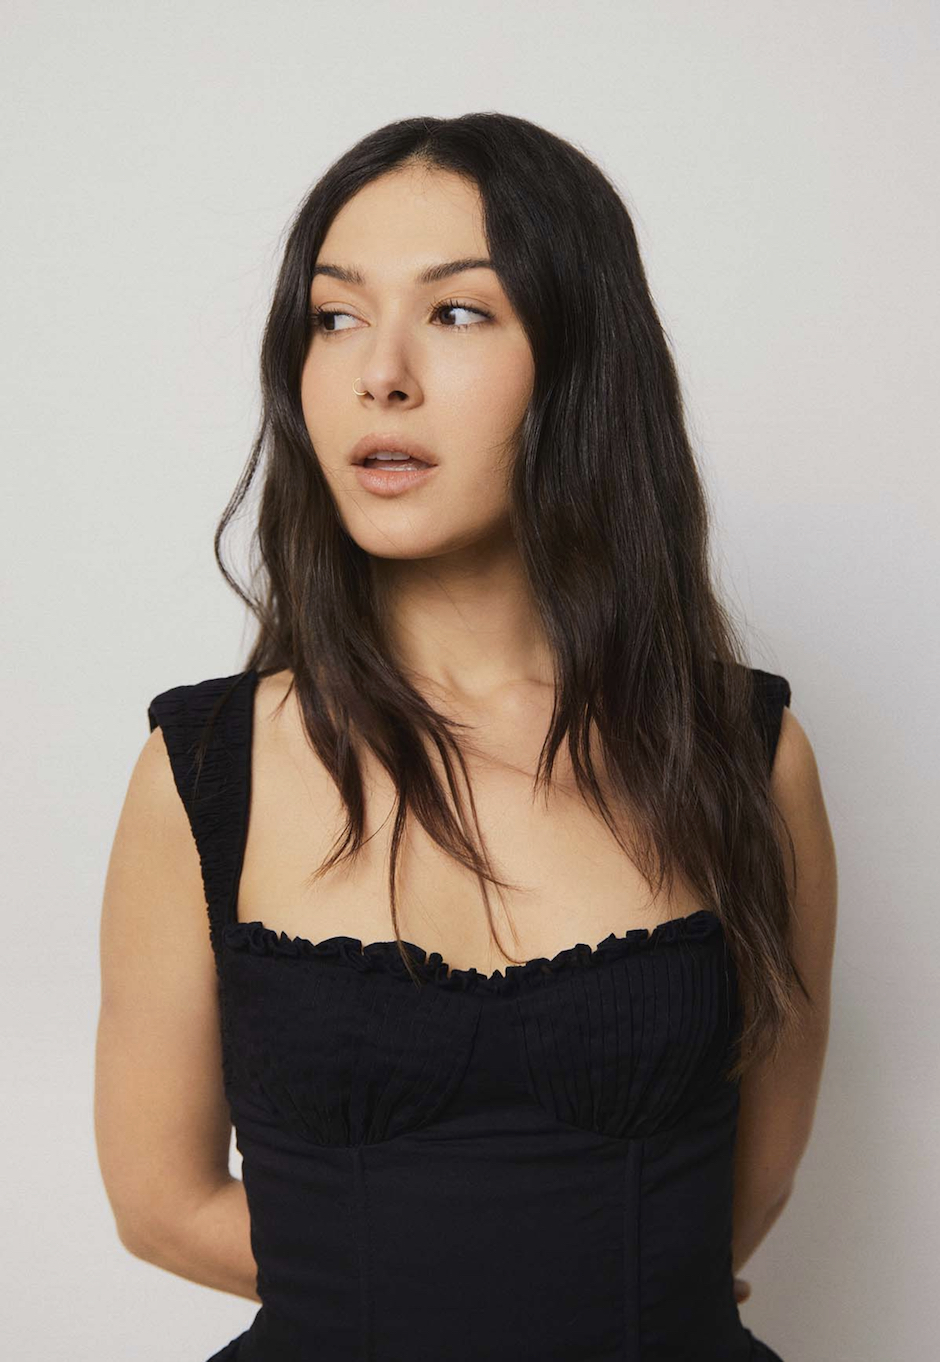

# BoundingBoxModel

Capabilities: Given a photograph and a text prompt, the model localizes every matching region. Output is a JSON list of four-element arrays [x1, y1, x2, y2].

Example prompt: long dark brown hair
[[204, 111, 808, 1081]]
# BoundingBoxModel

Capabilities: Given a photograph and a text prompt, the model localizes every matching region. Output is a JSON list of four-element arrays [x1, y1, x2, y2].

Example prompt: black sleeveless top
[[147, 666, 791, 1362]]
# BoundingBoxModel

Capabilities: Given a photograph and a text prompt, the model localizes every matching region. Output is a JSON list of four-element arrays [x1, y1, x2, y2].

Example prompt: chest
[[235, 677, 707, 976]]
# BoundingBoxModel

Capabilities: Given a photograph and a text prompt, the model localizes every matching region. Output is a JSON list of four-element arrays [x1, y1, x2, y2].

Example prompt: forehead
[[314, 167, 489, 288]]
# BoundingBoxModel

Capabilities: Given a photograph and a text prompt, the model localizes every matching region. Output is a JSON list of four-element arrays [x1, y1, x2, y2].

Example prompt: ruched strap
[[750, 667, 791, 771], [147, 669, 255, 960]]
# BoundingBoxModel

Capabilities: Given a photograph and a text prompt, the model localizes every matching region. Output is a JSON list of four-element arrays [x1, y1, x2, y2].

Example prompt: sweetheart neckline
[[227, 670, 727, 996], [220, 907, 726, 997]]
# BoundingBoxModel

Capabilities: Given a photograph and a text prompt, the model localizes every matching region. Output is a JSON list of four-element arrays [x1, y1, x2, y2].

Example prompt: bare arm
[[94, 723, 260, 1301], [731, 705, 838, 1274], [131, 1176, 259, 1301]]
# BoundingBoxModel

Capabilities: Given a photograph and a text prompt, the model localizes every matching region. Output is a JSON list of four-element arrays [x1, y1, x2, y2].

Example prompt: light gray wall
[[3, 2, 936, 1358]]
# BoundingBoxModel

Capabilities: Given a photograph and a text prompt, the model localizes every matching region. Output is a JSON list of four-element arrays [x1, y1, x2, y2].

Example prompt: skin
[[300, 163, 546, 705]]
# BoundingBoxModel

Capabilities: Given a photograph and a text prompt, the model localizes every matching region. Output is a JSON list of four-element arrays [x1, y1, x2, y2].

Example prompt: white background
[[2, 2, 937, 1358]]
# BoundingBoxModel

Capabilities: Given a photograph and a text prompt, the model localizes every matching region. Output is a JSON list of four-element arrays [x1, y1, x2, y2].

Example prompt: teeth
[[362, 450, 429, 468]]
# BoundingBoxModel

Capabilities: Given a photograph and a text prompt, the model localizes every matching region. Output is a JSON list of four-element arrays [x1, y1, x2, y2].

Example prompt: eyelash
[[308, 297, 493, 335]]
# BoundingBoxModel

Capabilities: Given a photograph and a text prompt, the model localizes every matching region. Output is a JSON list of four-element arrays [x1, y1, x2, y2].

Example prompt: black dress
[[147, 666, 791, 1362]]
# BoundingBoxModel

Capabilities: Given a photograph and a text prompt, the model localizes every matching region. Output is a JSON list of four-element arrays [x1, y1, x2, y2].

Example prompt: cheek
[[300, 361, 346, 467], [435, 451, 516, 535], [450, 344, 533, 430], [300, 354, 325, 427]]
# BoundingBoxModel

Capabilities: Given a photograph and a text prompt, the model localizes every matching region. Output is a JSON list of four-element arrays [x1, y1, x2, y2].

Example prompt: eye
[[433, 299, 492, 330], [308, 307, 358, 334], [308, 299, 493, 336]]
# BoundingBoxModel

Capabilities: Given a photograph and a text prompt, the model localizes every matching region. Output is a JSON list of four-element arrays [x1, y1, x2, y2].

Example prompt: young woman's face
[[300, 165, 535, 561]]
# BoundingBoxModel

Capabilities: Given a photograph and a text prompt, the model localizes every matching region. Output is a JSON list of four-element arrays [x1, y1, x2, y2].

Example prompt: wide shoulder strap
[[749, 667, 792, 772], [147, 669, 256, 957]]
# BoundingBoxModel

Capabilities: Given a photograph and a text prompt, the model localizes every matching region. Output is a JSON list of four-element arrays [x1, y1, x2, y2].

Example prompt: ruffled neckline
[[221, 908, 724, 998]]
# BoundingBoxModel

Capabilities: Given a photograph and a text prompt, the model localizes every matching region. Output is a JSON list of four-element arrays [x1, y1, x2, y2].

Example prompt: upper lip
[[349, 433, 438, 466]]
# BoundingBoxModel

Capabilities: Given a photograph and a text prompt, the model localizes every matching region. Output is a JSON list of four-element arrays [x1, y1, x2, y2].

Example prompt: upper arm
[[94, 723, 233, 1256], [733, 705, 839, 1205]]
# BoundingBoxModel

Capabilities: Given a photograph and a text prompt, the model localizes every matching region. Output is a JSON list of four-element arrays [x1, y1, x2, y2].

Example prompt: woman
[[95, 113, 837, 1361]]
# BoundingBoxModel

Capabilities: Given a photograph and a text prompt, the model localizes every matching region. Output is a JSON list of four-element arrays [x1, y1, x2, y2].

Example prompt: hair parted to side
[[200, 111, 808, 1082]]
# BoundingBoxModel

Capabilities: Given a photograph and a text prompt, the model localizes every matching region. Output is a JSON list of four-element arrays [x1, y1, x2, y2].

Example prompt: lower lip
[[353, 461, 439, 496]]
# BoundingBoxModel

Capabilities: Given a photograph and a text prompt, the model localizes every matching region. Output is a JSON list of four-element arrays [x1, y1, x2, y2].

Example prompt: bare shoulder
[[770, 706, 819, 800], [99, 722, 212, 1012], [111, 722, 200, 901], [768, 705, 839, 1019]]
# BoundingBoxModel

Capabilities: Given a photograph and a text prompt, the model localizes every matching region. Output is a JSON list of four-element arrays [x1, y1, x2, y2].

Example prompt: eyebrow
[[311, 257, 496, 286]]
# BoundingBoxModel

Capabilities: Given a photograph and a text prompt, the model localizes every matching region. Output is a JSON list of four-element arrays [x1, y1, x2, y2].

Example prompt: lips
[[353, 457, 439, 498], [349, 433, 438, 467]]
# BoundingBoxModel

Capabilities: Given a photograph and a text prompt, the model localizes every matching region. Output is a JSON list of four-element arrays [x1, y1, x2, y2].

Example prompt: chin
[[336, 503, 510, 563], [357, 540, 453, 563]]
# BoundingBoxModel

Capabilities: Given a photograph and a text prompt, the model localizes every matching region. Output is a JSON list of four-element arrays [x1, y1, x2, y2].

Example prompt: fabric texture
[[146, 665, 792, 1362]]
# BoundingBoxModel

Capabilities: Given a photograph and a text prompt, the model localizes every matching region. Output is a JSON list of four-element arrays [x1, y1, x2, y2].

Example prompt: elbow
[[114, 1209, 165, 1263], [110, 1191, 185, 1263], [732, 1168, 796, 1245], [767, 1179, 795, 1219], [757, 1174, 796, 1226], [111, 1175, 235, 1264]]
